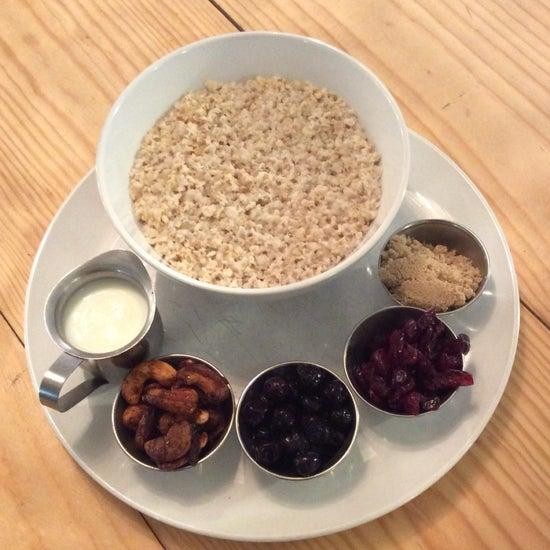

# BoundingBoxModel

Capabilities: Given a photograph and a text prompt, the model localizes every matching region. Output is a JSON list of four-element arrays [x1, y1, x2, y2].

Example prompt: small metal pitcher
[[39, 250, 163, 412]]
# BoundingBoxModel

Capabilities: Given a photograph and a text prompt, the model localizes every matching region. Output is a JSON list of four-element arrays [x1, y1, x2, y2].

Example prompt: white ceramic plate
[[25, 131, 519, 542]]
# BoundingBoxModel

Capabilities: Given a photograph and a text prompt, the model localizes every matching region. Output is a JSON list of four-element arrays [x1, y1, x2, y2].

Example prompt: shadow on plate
[[153, 262, 395, 389], [134, 429, 242, 505], [245, 443, 367, 509]]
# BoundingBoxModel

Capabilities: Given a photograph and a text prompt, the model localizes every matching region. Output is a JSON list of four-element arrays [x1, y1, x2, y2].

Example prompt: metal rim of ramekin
[[344, 306, 467, 417], [112, 353, 235, 471], [377, 219, 490, 315], [235, 361, 360, 480]]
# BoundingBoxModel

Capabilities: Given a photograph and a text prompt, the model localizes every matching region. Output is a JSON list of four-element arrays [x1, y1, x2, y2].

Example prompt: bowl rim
[[377, 218, 490, 314], [96, 30, 410, 296], [343, 305, 466, 417], [235, 360, 360, 480], [112, 353, 236, 471]]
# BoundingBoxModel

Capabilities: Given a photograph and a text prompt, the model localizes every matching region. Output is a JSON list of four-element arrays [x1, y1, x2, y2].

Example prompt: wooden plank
[[139, 305, 550, 548], [215, 0, 550, 326], [0, 316, 163, 550], [0, 0, 237, 337]]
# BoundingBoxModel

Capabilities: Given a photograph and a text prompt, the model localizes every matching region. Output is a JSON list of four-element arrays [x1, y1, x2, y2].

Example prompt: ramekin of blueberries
[[345, 307, 473, 416], [236, 362, 359, 479]]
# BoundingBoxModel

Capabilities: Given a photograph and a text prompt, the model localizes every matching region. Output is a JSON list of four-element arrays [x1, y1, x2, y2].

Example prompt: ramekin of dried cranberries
[[236, 362, 359, 479], [344, 307, 473, 416]]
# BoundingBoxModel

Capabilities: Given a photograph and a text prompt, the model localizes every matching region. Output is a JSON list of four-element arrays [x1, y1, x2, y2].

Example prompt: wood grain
[[0, 0, 236, 337], [215, 0, 550, 326], [0, 0, 549, 548], [0, 315, 162, 550]]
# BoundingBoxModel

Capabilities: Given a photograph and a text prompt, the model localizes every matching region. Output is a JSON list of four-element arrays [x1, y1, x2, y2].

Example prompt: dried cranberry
[[370, 375, 390, 398], [391, 369, 408, 386], [353, 364, 370, 390], [416, 354, 436, 378], [403, 318, 418, 343], [417, 309, 437, 330], [353, 310, 474, 415], [420, 325, 435, 350], [367, 388, 384, 408], [425, 370, 474, 391], [402, 344, 419, 366], [386, 390, 402, 411], [421, 396, 441, 412], [447, 333, 471, 355], [389, 329, 405, 359], [437, 352, 461, 372], [403, 391, 423, 415], [371, 348, 391, 377]]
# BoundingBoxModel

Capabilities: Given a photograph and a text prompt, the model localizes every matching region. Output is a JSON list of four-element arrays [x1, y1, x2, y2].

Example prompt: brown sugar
[[379, 234, 483, 312]]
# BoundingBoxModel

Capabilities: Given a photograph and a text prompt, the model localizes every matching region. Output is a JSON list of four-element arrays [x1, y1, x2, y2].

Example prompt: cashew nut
[[121, 360, 177, 405]]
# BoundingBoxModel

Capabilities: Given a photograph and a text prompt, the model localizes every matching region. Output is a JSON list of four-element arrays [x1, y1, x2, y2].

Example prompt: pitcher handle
[[39, 354, 107, 412]]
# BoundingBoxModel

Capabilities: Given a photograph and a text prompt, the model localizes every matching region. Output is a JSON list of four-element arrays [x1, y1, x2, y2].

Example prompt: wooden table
[[1, 1, 548, 548]]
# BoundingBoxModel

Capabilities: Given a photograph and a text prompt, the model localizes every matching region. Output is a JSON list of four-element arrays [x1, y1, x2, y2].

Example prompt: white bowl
[[97, 32, 410, 297]]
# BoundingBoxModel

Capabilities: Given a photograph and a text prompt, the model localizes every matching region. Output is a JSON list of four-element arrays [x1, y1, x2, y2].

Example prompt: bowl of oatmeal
[[97, 32, 410, 295]]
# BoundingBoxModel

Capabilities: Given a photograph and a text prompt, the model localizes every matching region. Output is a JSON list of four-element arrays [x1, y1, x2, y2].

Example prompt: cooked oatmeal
[[130, 76, 382, 287]]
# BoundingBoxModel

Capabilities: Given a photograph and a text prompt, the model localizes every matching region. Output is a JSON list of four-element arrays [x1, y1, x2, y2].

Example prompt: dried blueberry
[[302, 395, 322, 413], [281, 431, 310, 456], [296, 364, 325, 390], [303, 419, 330, 445], [241, 399, 269, 427], [253, 440, 281, 466], [253, 425, 272, 441], [325, 428, 345, 448], [329, 408, 353, 429], [263, 376, 290, 402], [293, 451, 322, 476], [322, 379, 348, 406], [271, 405, 297, 432]]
